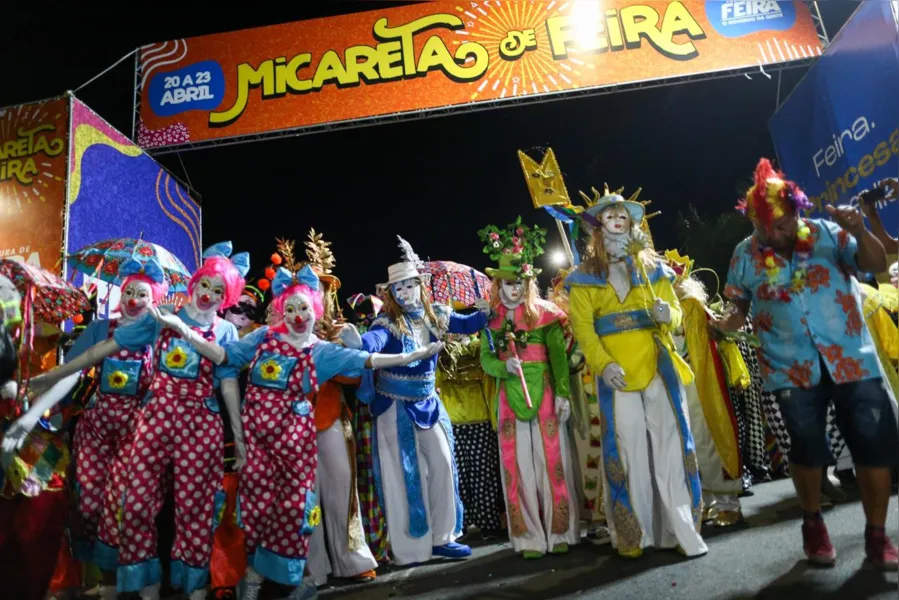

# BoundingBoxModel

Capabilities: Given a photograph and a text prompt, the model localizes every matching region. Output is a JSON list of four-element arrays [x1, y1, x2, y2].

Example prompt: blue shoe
[[432, 542, 472, 559]]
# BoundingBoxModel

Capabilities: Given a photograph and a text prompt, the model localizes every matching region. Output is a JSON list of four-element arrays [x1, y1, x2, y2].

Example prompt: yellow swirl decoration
[[155, 172, 201, 269], [69, 124, 143, 204], [163, 174, 201, 267], [308, 505, 322, 527]]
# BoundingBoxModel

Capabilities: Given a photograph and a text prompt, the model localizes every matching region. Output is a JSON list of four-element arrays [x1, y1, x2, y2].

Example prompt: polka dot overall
[[117, 326, 224, 580], [73, 319, 154, 563], [240, 334, 319, 573]]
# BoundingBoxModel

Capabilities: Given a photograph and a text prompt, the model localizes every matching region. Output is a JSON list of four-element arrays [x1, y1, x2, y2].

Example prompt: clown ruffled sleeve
[[449, 310, 488, 335], [113, 312, 162, 351], [311, 341, 370, 383], [568, 286, 615, 377], [545, 321, 570, 399], [219, 326, 268, 379], [479, 330, 508, 380], [65, 319, 110, 360]]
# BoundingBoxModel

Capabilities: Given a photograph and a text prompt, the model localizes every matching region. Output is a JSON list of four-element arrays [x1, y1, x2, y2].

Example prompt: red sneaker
[[802, 518, 836, 566], [865, 528, 899, 570]]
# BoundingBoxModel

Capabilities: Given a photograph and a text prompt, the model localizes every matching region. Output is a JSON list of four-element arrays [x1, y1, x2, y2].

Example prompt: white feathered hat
[[380, 236, 430, 288]]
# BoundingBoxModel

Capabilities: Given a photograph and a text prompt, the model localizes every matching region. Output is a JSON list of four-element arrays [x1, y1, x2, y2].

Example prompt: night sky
[[1, 1, 857, 299]]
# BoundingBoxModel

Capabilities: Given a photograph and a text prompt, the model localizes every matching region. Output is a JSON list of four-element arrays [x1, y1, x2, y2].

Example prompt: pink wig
[[271, 284, 324, 334], [115, 273, 169, 313], [188, 256, 245, 309]]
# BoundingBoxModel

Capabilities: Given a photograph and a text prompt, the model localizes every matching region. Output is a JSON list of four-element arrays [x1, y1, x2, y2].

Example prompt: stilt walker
[[3, 258, 170, 598], [565, 186, 707, 559], [477, 218, 581, 558], [665, 250, 747, 526], [288, 233, 379, 585], [344, 293, 390, 562], [342, 237, 491, 566]]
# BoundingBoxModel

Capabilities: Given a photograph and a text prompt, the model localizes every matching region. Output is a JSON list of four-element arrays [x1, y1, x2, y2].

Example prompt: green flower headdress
[[478, 216, 547, 280]]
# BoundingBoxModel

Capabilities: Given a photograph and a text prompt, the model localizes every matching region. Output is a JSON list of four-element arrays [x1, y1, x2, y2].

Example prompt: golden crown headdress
[[664, 249, 694, 278]]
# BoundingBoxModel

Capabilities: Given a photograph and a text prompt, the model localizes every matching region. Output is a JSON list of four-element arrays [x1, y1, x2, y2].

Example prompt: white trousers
[[603, 373, 708, 557], [377, 402, 458, 565], [307, 421, 378, 584], [684, 382, 742, 512], [500, 416, 581, 554]]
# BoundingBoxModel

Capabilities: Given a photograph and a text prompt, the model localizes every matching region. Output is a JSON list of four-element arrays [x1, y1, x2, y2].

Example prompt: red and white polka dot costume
[[240, 333, 319, 586], [73, 319, 154, 569], [117, 325, 224, 593]]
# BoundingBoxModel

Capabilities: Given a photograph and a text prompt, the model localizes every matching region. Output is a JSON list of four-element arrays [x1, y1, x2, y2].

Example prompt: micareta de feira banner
[[770, 1, 899, 238], [67, 97, 202, 300], [136, 0, 822, 149], [0, 97, 68, 272]]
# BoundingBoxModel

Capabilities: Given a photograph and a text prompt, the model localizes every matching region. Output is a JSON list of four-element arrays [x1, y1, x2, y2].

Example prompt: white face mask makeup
[[600, 206, 633, 260], [499, 279, 525, 308], [391, 278, 422, 312], [121, 280, 153, 320], [282, 292, 316, 345], [191, 275, 226, 315]]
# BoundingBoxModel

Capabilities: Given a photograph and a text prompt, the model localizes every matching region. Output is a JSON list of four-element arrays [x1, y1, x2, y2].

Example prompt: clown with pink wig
[[2, 256, 170, 596], [216, 256, 442, 600], [35, 241, 250, 599]]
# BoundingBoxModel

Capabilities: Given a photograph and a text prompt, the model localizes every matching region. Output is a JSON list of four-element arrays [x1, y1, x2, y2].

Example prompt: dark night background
[[1, 1, 858, 300]]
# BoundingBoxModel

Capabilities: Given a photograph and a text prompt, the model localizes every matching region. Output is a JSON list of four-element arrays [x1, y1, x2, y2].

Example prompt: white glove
[[0, 372, 81, 459], [505, 357, 522, 375], [601, 363, 627, 390], [339, 323, 364, 350], [555, 396, 571, 423], [474, 298, 492, 316], [149, 306, 226, 365], [369, 342, 445, 369], [651, 299, 671, 324], [0, 380, 17, 400], [1, 411, 40, 458]]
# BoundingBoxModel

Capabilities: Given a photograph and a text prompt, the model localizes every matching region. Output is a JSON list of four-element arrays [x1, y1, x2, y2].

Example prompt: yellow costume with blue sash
[[566, 258, 707, 558]]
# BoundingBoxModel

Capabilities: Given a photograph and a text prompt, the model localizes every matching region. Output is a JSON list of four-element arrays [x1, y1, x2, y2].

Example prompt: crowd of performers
[[0, 159, 897, 600]]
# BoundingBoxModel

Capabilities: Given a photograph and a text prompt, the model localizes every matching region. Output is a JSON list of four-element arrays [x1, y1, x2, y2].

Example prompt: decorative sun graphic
[[454, 1, 592, 101], [0, 101, 67, 213]]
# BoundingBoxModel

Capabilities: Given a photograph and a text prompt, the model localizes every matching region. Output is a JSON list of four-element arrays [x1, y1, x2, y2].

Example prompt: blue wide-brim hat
[[584, 194, 644, 225]]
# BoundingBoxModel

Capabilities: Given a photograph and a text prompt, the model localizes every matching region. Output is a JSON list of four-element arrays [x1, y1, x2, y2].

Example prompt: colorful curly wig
[[737, 158, 813, 228]]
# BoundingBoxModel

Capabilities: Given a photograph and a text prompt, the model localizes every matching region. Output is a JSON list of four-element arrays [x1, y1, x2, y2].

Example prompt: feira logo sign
[[706, 1, 797, 37], [147, 4, 710, 126], [0, 125, 64, 186]]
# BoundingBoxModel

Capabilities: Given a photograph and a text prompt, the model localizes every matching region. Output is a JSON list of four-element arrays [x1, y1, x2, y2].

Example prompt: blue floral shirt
[[725, 218, 880, 392]]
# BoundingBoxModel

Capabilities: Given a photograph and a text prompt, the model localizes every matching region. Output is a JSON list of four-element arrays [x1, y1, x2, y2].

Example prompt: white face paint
[[600, 206, 631, 236], [391, 278, 422, 311], [282, 291, 316, 340], [191, 275, 226, 314], [121, 280, 153, 319], [499, 279, 525, 307]]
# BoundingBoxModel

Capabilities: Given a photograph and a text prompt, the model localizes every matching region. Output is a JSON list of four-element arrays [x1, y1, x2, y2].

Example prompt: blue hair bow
[[118, 257, 165, 284], [202, 241, 250, 278], [271, 265, 320, 298]]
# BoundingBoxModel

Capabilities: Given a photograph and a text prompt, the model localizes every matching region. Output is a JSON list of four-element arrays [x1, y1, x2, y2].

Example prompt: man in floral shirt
[[714, 159, 897, 569]]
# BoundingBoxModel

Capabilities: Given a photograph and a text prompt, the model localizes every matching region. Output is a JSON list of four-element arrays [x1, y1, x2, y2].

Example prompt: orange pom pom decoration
[[258, 278, 271, 291], [264, 267, 276, 280], [270, 253, 283, 266], [72, 314, 84, 324]]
